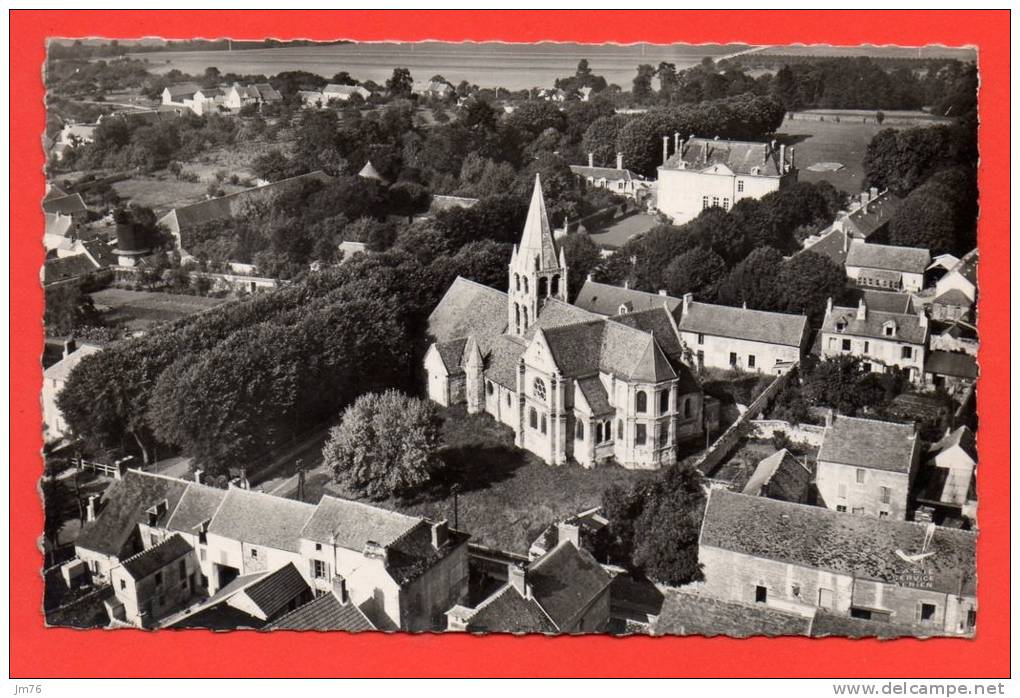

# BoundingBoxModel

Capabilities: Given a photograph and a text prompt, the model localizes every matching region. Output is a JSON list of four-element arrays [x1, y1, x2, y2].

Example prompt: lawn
[[112, 173, 246, 216], [311, 407, 653, 554], [90, 288, 228, 332], [588, 212, 659, 249]]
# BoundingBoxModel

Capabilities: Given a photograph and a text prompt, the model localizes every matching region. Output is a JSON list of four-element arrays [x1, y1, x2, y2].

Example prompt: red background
[[10, 10, 1010, 678]]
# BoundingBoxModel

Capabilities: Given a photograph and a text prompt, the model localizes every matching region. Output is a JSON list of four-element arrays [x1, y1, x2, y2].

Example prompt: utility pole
[[451, 483, 461, 530]]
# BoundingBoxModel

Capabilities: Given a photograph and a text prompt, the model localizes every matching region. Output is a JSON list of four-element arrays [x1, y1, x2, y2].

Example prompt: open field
[[111, 174, 245, 216], [286, 407, 653, 554], [756, 44, 976, 61], [91, 288, 228, 331], [589, 212, 658, 249]]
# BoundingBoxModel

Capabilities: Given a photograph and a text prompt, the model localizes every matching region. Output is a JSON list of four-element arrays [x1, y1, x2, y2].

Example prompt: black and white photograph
[[40, 34, 980, 640]]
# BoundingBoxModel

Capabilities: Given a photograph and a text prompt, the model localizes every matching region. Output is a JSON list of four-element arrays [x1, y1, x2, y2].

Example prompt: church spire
[[519, 174, 559, 271]]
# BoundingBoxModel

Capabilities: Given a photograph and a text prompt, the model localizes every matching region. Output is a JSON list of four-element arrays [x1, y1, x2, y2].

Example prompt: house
[[185, 87, 225, 115], [570, 152, 653, 202], [844, 240, 931, 293], [924, 350, 978, 396], [652, 588, 813, 637], [75, 470, 470, 632], [929, 319, 978, 357], [741, 449, 812, 503], [107, 534, 200, 627], [698, 489, 977, 636], [161, 82, 201, 106], [158, 171, 333, 249], [657, 136, 796, 225], [413, 80, 453, 99], [843, 288, 915, 315], [58, 122, 97, 147], [815, 414, 921, 520], [931, 249, 978, 322], [42, 191, 88, 222], [42, 339, 104, 442], [425, 177, 714, 470], [322, 83, 371, 102], [44, 213, 76, 255], [447, 535, 612, 634], [171, 563, 313, 630], [262, 575, 375, 632], [820, 296, 929, 383], [914, 426, 977, 524], [223, 83, 261, 110], [573, 278, 683, 318], [42, 253, 104, 287], [298, 90, 325, 108], [677, 296, 808, 375], [337, 240, 368, 260]]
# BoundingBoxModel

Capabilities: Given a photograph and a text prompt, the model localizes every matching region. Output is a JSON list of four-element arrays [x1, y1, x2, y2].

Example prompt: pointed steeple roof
[[358, 160, 386, 184], [519, 174, 560, 271]]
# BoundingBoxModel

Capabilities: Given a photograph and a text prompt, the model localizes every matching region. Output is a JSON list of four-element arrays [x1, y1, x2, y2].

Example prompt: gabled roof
[[576, 375, 611, 414], [43, 254, 100, 285], [427, 276, 508, 345], [569, 165, 637, 183], [933, 288, 973, 307], [383, 520, 470, 586], [80, 239, 118, 268], [263, 590, 375, 632], [823, 304, 928, 345], [931, 425, 977, 463], [540, 317, 677, 383], [845, 289, 914, 315], [661, 138, 788, 177], [842, 191, 903, 239], [76, 471, 190, 558], [120, 534, 193, 580], [679, 301, 807, 348], [517, 175, 560, 271], [43, 342, 103, 382], [803, 229, 850, 266], [254, 83, 283, 101], [817, 415, 918, 474], [955, 249, 978, 285], [462, 584, 557, 634], [164, 83, 201, 99], [42, 192, 87, 216], [653, 589, 812, 637], [300, 495, 420, 551], [525, 298, 600, 338], [925, 351, 978, 380], [527, 540, 611, 630], [207, 488, 315, 554], [573, 280, 682, 318], [846, 241, 931, 274], [742, 449, 810, 497], [166, 483, 227, 534], [229, 83, 261, 99], [323, 83, 368, 97], [700, 489, 976, 596], [242, 563, 310, 618], [483, 334, 528, 389]]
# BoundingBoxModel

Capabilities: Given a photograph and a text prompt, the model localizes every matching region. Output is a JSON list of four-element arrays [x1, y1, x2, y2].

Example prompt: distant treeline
[[47, 38, 352, 60]]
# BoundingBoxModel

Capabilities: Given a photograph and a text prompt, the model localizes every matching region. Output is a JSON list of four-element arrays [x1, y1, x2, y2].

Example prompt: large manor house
[[425, 176, 728, 470]]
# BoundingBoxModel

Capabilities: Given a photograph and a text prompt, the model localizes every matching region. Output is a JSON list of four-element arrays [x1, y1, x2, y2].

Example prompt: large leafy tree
[[661, 247, 726, 301], [386, 67, 413, 98], [776, 250, 847, 326], [715, 246, 785, 311], [558, 233, 603, 301], [323, 390, 443, 500], [581, 114, 629, 167], [45, 283, 103, 337]]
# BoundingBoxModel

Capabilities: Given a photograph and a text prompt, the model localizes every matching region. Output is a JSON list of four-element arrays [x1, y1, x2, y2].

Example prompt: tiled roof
[[164, 83, 200, 99], [843, 289, 914, 315], [576, 375, 611, 414], [574, 280, 682, 318], [483, 334, 527, 389], [661, 138, 788, 177], [435, 338, 468, 375], [933, 289, 973, 307], [427, 276, 508, 345], [609, 307, 700, 392], [120, 533, 193, 580], [517, 175, 561, 271], [166, 483, 227, 534], [925, 351, 978, 380], [42, 193, 87, 216], [931, 425, 977, 463], [653, 589, 812, 637], [230, 84, 261, 99], [43, 343, 103, 382], [803, 229, 850, 266], [254, 83, 282, 101], [263, 591, 375, 632], [357, 161, 386, 182], [846, 241, 930, 274], [527, 540, 611, 630], [569, 165, 636, 182], [208, 488, 315, 554], [679, 301, 807, 348], [843, 192, 903, 239], [955, 249, 978, 285], [817, 415, 918, 473], [383, 521, 470, 586], [809, 611, 944, 638], [540, 317, 676, 382], [463, 585, 557, 634], [300, 495, 420, 550], [700, 489, 976, 596], [741, 449, 809, 496], [242, 563, 310, 618], [323, 84, 368, 96], [76, 471, 190, 557], [525, 298, 601, 338], [823, 305, 928, 345], [80, 239, 118, 268]]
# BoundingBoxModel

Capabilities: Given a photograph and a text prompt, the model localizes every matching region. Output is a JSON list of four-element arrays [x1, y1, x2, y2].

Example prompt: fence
[[691, 366, 796, 476], [750, 420, 826, 447], [77, 458, 128, 479]]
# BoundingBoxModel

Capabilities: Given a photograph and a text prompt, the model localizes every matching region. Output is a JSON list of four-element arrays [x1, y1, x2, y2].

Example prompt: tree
[[772, 65, 799, 110], [776, 251, 847, 326], [581, 114, 628, 166], [429, 239, 513, 292], [558, 234, 602, 301], [323, 390, 442, 499], [45, 283, 103, 337], [632, 64, 656, 104], [715, 246, 785, 310], [888, 186, 957, 256], [386, 67, 413, 98], [661, 248, 726, 300], [656, 62, 678, 101], [602, 464, 705, 584], [801, 355, 896, 416]]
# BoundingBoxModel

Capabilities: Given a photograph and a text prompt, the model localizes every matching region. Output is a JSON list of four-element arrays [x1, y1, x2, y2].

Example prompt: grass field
[[111, 174, 246, 216], [91, 288, 227, 332], [293, 407, 653, 554], [757, 45, 976, 61]]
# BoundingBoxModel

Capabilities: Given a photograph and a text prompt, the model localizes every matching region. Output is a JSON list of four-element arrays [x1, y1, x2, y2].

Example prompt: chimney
[[682, 292, 693, 315], [557, 521, 581, 548], [662, 136, 669, 165], [509, 562, 528, 597], [789, 146, 795, 169], [63, 337, 77, 358], [86, 494, 99, 522], [297, 468, 306, 502], [658, 289, 667, 296], [824, 410, 834, 429], [869, 186, 879, 200], [431, 519, 450, 550], [193, 469, 203, 485], [742, 300, 748, 310], [780, 144, 786, 172], [363, 540, 389, 565], [825, 296, 833, 316], [588, 152, 594, 168], [674, 131, 680, 154], [856, 298, 867, 321], [616, 152, 623, 170], [331, 575, 349, 604], [860, 191, 870, 212]]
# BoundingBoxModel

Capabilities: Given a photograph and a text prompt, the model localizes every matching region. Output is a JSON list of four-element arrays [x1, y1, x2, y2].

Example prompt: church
[[424, 175, 717, 470]]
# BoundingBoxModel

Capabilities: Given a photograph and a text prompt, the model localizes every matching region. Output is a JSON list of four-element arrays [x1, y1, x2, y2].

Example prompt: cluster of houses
[[161, 82, 283, 115]]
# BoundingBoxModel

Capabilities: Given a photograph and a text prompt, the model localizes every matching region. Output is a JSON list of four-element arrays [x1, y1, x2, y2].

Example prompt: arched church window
[[538, 277, 548, 298], [532, 377, 546, 401], [522, 307, 529, 330], [551, 275, 560, 297], [617, 420, 624, 440], [523, 277, 529, 294], [575, 420, 584, 441], [659, 390, 669, 414], [529, 408, 538, 430], [636, 390, 648, 413], [515, 273, 520, 291], [540, 414, 547, 434]]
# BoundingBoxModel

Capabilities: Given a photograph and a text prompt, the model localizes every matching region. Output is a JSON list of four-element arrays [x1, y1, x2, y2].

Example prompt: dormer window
[[883, 321, 897, 337], [618, 304, 629, 315], [835, 320, 847, 333]]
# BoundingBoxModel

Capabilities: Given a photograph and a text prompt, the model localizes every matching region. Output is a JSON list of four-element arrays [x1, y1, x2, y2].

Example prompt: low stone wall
[[750, 420, 826, 447]]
